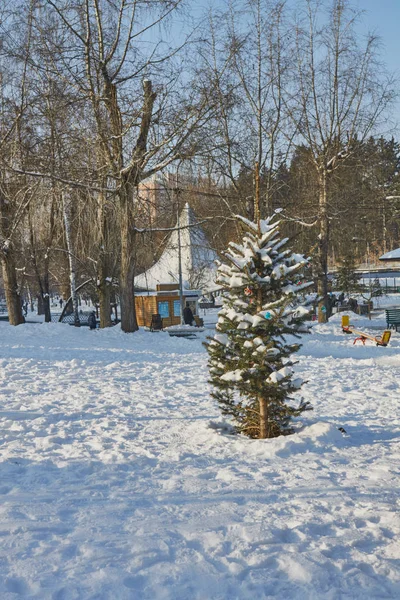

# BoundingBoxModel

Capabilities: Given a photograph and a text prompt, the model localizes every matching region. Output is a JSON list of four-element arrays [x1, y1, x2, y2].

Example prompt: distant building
[[135, 284, 201, 328], [135, 203, 218, 293], [137, 172, 202, 224], [379, 248, 400, 266]]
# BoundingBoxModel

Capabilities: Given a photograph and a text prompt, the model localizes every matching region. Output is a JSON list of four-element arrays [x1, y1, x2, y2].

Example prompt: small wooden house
[[135, 284, 200, 328]]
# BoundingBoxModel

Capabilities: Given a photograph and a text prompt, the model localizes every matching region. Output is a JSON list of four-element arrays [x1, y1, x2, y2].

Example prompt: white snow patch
[[0, 317, 399, 599], [220, 369, 244, 382]]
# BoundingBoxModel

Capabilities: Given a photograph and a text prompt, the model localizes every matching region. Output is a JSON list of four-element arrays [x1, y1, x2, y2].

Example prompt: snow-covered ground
[[0, 313, 399, 599]]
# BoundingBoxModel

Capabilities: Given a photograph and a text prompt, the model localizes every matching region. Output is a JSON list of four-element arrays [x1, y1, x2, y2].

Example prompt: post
[[383, 208, 387, 254], [175, 183, 185, 325]]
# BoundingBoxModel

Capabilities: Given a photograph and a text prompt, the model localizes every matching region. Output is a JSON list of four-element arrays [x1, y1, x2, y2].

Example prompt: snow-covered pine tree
[[205, 213, 312, 439]]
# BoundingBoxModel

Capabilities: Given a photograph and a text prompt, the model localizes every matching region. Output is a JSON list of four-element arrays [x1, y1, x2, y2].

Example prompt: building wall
[[135, 296, 157, 328], [135, 293, 198, 328]]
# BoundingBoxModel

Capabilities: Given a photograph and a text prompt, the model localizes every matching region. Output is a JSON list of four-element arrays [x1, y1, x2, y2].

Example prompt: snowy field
[[0, 313, 400, 599]]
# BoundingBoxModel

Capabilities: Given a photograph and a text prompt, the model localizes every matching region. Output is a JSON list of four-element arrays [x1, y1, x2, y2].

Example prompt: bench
[[62, 313, 91, 326], [60, 312, 103, 327], [385, 309, 400, 331]]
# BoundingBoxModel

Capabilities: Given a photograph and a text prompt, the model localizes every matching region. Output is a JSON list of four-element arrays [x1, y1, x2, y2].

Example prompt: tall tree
[[200, 0, 292, 220], [42, 0, 212, 332], [289, 0, 395, 321], [0, 0, 34, 325]]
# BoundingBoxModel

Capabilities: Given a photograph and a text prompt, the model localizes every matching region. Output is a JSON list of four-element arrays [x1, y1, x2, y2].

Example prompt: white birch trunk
[[62, 191, 80, 327]]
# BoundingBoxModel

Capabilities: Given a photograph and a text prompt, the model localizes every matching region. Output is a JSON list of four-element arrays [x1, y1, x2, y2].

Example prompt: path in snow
[[0, 320, 399, 599]]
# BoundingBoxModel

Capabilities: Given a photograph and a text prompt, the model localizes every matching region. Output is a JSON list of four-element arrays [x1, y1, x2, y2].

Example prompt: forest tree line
[[0, 0, 398, 330]]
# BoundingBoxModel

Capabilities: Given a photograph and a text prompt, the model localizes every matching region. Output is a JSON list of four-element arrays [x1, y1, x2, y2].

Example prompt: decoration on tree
[[205, 212, 313, 439]]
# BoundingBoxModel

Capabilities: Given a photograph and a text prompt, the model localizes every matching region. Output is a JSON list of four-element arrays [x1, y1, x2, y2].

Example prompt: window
[[173, 300, 181, 317], [157, 301, 169, 318]]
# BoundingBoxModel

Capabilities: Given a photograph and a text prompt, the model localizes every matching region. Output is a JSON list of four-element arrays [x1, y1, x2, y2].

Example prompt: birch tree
[[199, 0, 292, 222], [290, 0, 395, 321]]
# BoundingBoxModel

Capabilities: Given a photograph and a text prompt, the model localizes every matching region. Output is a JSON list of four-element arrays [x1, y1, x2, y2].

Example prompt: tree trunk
[[119, 182, 138, 333], [116, 80, 155, 333], [37, 294, 44, 315], [43, 271, 51, 323], [1, 254, 24, 325], [43, 295, 51, 322], [62, 192, 80, 327], [97, 186, 112, 329], [259, 396, 268, 439], [33, 267, 52, 322], [98, 276, 111, 328], [0, 188, 24, 325], [28, 201, 52, 323], [318, 170, 329, 323]]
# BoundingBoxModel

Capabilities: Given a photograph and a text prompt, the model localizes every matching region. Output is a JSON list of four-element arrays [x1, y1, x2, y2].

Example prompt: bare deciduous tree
[[289, 0, 395, 321], [198, 0, 293, 227], [41, 0, 213, 332], [0, 1, 36, 324]]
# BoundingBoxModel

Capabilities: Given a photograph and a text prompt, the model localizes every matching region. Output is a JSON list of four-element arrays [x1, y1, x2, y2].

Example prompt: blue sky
[[356, 0, 400, 127], [197, 0, 400, 73], [355, 0, 400, 77], [190, 0, 400, 128]]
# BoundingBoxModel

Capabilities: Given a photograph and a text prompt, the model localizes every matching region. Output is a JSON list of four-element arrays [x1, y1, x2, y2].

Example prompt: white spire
[[135, 204, 218, 291]]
